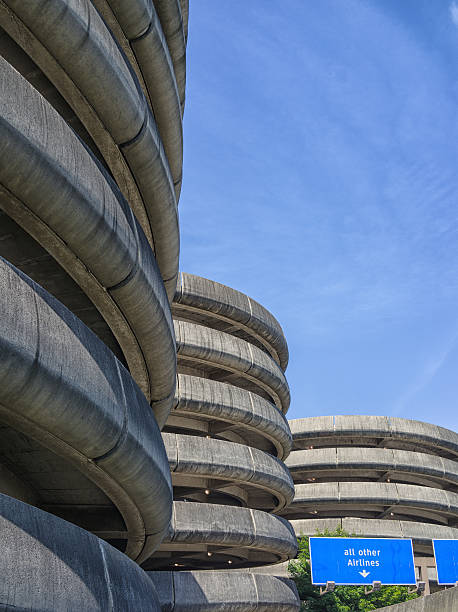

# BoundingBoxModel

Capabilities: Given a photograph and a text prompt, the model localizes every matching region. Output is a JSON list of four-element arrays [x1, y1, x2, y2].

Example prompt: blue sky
[[179, 0, 458, 431]]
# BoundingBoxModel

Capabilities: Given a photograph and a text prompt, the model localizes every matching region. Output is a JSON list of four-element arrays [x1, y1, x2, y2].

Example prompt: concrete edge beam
[[148, 570, 300, 611], [0, 257, 172, 561], [180, 0, 189, 44], [0, 492, 162, 611], [175, 320, 290, 414], [290, 481, 458, 518], [160, 501, 298, 562], [1, 0, 179, 297], [174, 374, 293, 460], [0, 55, 176, 426], [174, 272, 289, 370], [286, 447, 458, 488], [91, 0, 184, 199], [290, 517, 458, 543], [289, 416, 458, 458], [163, 432, 295, 512], [152, 0, 187, 113]]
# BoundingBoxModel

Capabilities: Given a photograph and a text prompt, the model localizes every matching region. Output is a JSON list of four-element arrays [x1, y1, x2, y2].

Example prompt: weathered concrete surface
[[0, 257, 172, 562], [148, 571, 300, 611], [286, 447, 458, 489], [0, 493, 161, 611], [173, 374, 292, 460], [174, 320, 290, 414], [180, 0, 189, 43], [286, 416, 458, 549], [174, 273, 289, 370], [286, 481, 458, 524], [92, 0, 184, 199], [152, 501, 297, 569], [0, 55, 176, 426], [0, 0, 179, 298], [379, 586, 458, 611], [163, 433, 294, 512], [290, 416, 458, 459], [151, 0, 187, 113], [291, 517, 458, 539]]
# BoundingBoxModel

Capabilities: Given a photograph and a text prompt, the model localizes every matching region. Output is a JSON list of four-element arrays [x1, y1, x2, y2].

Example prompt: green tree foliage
[[288, 527, 419, 611]]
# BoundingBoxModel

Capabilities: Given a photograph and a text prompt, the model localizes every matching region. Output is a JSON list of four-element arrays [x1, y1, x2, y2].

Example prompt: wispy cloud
[[450, 2, 458, 27], [391, 328, 458, 415]]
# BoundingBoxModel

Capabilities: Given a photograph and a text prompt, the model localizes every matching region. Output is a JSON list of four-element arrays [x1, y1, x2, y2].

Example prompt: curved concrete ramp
[[174, 320, 290, 414], [0, 256, 172, 562], [174, 272, 289, 369], [0, 53, 177, 427], [163, 433, 294, 512], [148, 571, 300, 611], [0, 493, 161, 611], [152, 501, 298, 570], [0, 0, 180, 299], [173, 374, 292, 460]]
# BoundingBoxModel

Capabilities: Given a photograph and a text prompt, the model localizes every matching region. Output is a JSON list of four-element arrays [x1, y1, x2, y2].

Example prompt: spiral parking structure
[[0, 2, 299, 609], [281, 415, 458, 590], [145, 273, 299, 607]]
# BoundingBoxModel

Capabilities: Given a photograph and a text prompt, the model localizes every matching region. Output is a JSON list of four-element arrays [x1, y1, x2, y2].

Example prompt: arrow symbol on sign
[[359, 570, 370, 578]]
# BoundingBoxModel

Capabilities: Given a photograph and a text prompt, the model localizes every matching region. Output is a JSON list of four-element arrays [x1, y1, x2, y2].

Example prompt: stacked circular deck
[[282, 415, 458, 584], [147, 273, 299, 609]]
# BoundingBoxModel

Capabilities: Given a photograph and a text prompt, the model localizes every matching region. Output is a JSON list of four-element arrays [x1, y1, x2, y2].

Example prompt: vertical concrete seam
[[171, 500, 177, 541], [251, 572, 259, 609], [174, 371, 180, 409], [98, 541, 114, 611], [248, 391, 255, 425], [247, 445, 256, 485], [394, 481, 400, 509], [174, 432, 179, 472], [249, 507, 257, 548], [171, 570, 177, 612], [247, 295, 254, 329], [247, 340, 255, 376], [92, 360, 129, 463]]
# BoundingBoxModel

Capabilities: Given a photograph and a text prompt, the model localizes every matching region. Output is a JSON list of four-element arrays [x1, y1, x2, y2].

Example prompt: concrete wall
[[380, 587, 458, 611], [0, 256, 172, 563], [0, 492, 161, 611], [174, 272, 289, 369], [174, 320, 290, 414], [0, 51, 176, 427], [173, 373, 292, 460], [149, 571, 299, 611]]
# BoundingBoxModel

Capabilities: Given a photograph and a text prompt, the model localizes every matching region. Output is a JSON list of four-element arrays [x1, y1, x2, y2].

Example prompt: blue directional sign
[[433, 539, 458, 585], [309, 537, 416, 585]]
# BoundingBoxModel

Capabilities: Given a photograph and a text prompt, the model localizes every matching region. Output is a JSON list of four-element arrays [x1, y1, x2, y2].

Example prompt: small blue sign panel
[[309, 537, 416, 585], [433, 539, 458, 585]]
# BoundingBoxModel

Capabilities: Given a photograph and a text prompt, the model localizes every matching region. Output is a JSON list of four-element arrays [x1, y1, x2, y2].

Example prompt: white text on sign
[[345, 548, 381, 567]]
